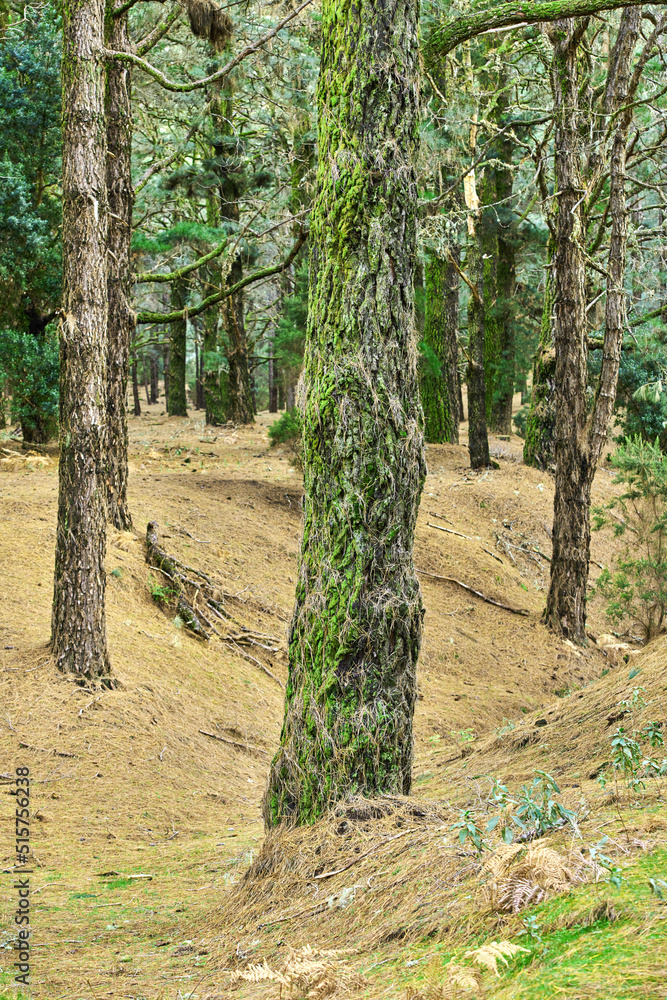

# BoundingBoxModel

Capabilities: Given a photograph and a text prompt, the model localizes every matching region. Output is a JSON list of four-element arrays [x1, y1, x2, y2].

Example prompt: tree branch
[[135, 230, 308, 324], [105, 0, 313, 92], [136, 3, 183, 56], [436, 0, 647, 55]]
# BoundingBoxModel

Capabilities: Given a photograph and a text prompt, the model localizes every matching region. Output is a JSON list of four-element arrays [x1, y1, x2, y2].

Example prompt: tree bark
[[163, 342, 169, 410], [545, 10, 640, 641], [524, 240, 557, 469], [131, 353, 141, 416], [264, 0, 425, 827], [543, 19, 591, 642], [268, 332, 278, 413], [421, 251, 459, 444], [52, 0, 112, 684], [167, 278, 188, 417], [491, 124, 517, 434], [211, 83, 254, 424], [467, 229, 491, 469], [150, 351, 158, 403], [104, 0, 133, 530]]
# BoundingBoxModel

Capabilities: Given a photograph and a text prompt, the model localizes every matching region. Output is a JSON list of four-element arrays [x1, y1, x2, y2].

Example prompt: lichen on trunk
[[263, 0, 425, 828]]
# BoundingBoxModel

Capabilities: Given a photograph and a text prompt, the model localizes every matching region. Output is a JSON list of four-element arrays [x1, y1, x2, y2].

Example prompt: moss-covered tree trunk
[[52, 0, 112, 684], [524, 240, 556, 469], [421, 251, 459, 443], [264, 0, 425, 828], [105, 0, 133, 529], [167, 278, 188, 417]]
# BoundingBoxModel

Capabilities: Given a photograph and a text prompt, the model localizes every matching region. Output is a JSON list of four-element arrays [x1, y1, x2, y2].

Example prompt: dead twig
[[427, 522, 476, 541], [416, 569, 530, 616], [198, 729, 268, 756]]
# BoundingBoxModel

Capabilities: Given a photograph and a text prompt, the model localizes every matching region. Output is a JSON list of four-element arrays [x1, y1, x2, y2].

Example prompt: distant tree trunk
[[131, 354, 141, 416], [467, 230, 491, 469], [163, 342, 169, 410], [264, 0, 425, 828], [492, 204, 517, 432], [52, 0, 111, 684], [168, 278, 188, 417], [210, 84, 254, 424], [202, 259, 227, 424], [524, 241, 557, 469], [193, 336, 200, 409], [268, 332, 278, 413], [421, 251, 459, 443], [195, 333, 205, 409], [484, 63, 516, 435], [545, 10, 639, 642], [150, 352, 158, 403], [143, 353, 150, 404], [105, 0, 133, 530], [444, 251, 461, 444]]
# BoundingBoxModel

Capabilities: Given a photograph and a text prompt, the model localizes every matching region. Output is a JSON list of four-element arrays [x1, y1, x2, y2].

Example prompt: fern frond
[[231, 959, 289, 986], [465, 940, 529, 976], [445, 961, 483, 995], [523, 846, 574, 891], [481, 843, 523, 880]]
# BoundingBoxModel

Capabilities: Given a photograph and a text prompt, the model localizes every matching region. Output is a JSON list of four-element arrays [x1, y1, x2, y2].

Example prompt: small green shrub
[[268, 409, 303, 468], [592, 436, 667, 642]]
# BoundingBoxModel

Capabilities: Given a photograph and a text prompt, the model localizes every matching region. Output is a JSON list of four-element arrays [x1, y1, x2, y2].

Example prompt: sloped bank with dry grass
[[0, 408, 665, 998]]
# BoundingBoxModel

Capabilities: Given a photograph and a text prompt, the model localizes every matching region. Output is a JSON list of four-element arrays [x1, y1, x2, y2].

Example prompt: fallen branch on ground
[[145, 522, 285, 686], [198, 729, 268, 756], [415, 568, 530, 616]]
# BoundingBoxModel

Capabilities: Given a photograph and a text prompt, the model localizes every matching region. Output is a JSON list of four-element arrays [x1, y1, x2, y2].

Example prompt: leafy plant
[[488, 771, 578, 843], [268, 409, 303, 468], [451, 809, 488, 854], [588, 837, 623, 889], [592, 436, 667, 642], [147, 573, 178, 608]]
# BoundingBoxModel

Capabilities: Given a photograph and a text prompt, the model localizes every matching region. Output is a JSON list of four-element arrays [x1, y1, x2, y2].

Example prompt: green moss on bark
[[263, 0, 426, 828], [421, 252, 459, 444]]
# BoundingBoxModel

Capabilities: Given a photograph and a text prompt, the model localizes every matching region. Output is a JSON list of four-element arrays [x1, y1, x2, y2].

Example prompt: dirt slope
[[0, 404, 660, 998]]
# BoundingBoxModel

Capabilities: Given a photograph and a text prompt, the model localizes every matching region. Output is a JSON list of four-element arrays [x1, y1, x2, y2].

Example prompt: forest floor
[[0, 398, 665, 999]]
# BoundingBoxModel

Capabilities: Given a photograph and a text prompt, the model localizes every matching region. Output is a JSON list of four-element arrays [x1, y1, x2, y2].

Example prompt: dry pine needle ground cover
[[0, 401, 665, 999]]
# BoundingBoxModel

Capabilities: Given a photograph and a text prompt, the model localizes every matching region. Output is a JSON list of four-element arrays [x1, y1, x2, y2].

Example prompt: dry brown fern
[[481, 843, 577, 913], [229, 945, 364, 999], [464, 940, 529, 977], [405, 958, 483, 999], [480, 843, 523, 880]]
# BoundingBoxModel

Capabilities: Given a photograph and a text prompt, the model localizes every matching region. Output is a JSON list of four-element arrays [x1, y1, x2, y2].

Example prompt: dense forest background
[[3, 0, 667, 452]]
